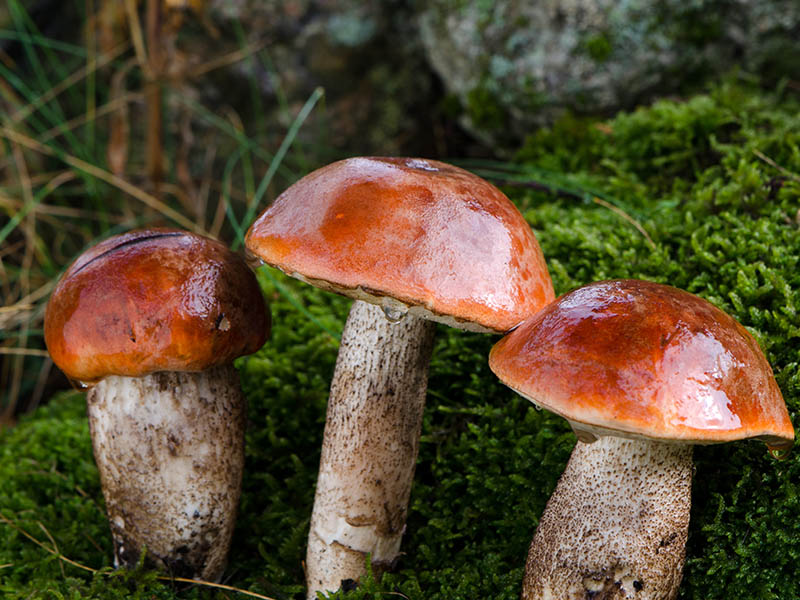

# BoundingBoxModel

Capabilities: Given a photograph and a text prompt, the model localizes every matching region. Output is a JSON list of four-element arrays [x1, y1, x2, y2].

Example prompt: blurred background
[[1, 0, 799, 421]]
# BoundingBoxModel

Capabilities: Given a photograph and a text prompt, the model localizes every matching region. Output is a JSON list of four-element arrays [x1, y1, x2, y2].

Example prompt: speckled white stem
[[306, 300, 436, 598], [87, 365, 245, 581], [523, 436, 693, 600]]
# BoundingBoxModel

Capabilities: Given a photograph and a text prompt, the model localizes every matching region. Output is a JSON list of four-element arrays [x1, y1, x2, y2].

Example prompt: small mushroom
[[44, 228, 269, 581], [245, 157, 554, 598], [489, 279, 795, 600]]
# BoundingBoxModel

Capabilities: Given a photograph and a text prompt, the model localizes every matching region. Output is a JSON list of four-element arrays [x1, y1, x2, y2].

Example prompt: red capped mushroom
[[246, 157, 554, 598], [44, 229, 269, 581], [489, 279, 794, 600]]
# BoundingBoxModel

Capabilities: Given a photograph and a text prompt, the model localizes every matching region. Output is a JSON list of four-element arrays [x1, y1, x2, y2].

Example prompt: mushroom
[[488, 279, 795, 600], [245, 157, 555, 597], [44, 228, 269, 581]]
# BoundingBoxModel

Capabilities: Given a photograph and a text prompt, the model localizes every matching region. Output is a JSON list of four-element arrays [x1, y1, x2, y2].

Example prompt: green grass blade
[[234, 86, 325, 249], [0, 30, 87, 56]]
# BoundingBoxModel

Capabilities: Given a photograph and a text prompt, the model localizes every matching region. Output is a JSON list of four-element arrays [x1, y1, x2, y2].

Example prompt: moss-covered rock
[[418, 0, 800, 147], [1, 80, 799, 598]]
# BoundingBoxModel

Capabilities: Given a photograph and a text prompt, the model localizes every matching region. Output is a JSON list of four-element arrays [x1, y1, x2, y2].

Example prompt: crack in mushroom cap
[[245, 157, 554, 333], [44, 228, 270, 384], [489, 279, 795, 448]]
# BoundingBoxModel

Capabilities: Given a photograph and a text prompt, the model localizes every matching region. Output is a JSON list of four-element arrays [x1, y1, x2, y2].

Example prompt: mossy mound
[[2, 80, 799, 599]]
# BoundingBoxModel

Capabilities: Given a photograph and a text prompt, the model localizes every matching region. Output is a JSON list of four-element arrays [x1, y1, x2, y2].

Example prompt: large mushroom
[[245, 156, 554, 597], [44, 228, 269, 581], [489, 279, 795, 600]]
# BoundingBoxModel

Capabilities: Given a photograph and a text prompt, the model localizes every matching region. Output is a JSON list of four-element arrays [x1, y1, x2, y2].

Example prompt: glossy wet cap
[[245, 157, 554, 333], [489, 279, 794, 450], [45, 228, 270, 384]]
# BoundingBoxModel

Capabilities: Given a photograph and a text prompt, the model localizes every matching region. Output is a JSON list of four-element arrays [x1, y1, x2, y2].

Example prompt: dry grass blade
[[0, 304, 34, 312], [0, 348, 49, 357], [28, 357, 53, 413], [592, 196, 656, 250], [36, 202, 127, 220], [753, 149, 800, 182], [165, 576, 279, 600], [145, 0, 164, 188], [7, 140, 36, 422], [0, 126, 203, 232], [107, 60, 137, 176], [0, 512, 96, 574], [0, 305, 35, 332], [12, 280, 56, 310], [186, 39, 267, 79], [8, 41, 130, 126], [41, 90, 143, 146], [472, 164, 657, 249], [0, 172, 77, 213], [0, 92, 143, 175], [38, 521, 66, 577], [175, 112, 199, 219], [85, 0, 97, 137], [0, 511, 279, 599], [20, 460, 92, 499], [123, 0, 150, 76]]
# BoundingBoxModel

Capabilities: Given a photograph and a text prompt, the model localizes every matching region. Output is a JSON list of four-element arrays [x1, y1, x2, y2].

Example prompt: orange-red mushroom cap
[[45, 229, 270, 385], [489, 279, 794, 451], [245, 157, 554, 333]]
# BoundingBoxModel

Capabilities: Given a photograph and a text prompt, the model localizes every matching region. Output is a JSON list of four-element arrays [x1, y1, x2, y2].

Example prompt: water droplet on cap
[[405, 158, 439, 171]]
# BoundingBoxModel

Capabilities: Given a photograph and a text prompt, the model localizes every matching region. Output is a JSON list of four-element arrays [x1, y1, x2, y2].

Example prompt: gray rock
[[202, 0, 435, 155], [418, 0, 800, 145]]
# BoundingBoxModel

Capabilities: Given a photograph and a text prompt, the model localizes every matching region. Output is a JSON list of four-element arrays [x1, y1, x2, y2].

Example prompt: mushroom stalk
[[306, 300, 436, 598], [523, 436, 692, 600], [87, 365, 246, 581]]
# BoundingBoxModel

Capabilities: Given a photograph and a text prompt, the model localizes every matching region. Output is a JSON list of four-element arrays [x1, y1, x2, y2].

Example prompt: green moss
[[584, 33, 613, 63], [2, 80, 800, 599], [465, 82, 507, 131]]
